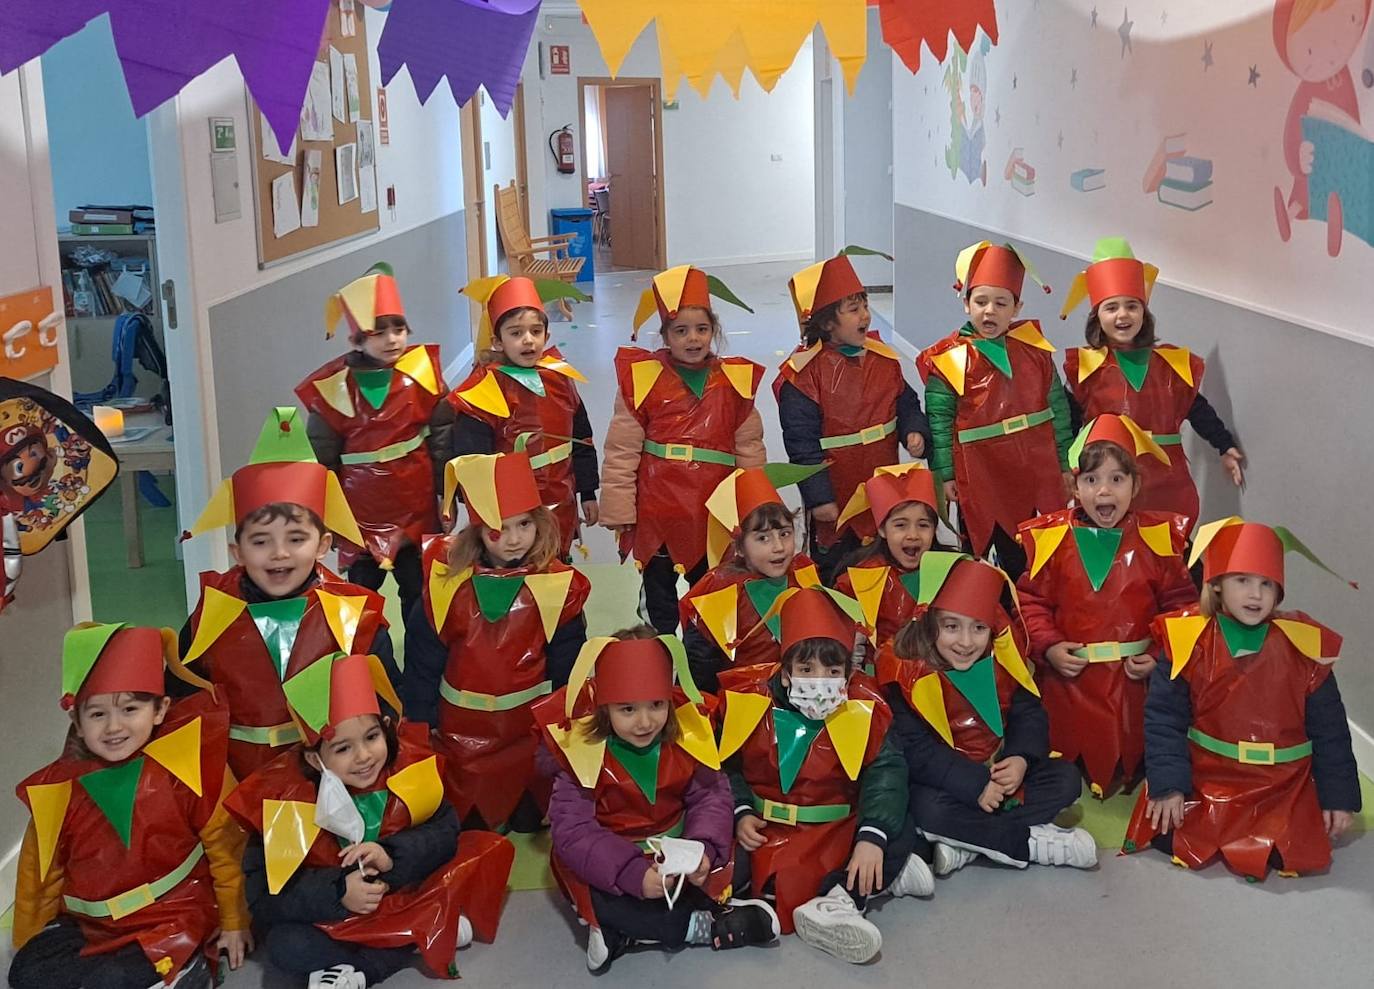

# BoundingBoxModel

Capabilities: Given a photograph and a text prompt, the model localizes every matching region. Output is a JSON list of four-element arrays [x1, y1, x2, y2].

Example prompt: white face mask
[[787, 676, 848, 721], [645, 835, 706, 910]]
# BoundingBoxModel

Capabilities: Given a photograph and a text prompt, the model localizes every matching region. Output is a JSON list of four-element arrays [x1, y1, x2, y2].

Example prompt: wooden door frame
[[459, 100, 487, 280], [576, 76, 666, 270], [513, 83, 530, 231]]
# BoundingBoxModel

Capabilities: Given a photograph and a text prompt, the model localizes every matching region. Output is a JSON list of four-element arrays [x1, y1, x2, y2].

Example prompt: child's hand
[[904, 432, 926, 458], [846, 840, 885, 898], [736, 814, 768, 851], [811, 502, 839, 524], [686, 850, 713, 887], [977, 778, 1007, 813], [217, 928, 253, 970], [990, 755, 1027, 793], [1146, 791, 1186, 833], [1221, 447, 1246, 488], [942, 479, 958, 503], [1324, 809, 1354, 838], [641, 865, 666, 899], [580, 499, 600, 526], [340, 841, 393, 874], [1045, 642, 1088, 678], [341, 868, 389, 914], [1123, 653, 1157, 681]]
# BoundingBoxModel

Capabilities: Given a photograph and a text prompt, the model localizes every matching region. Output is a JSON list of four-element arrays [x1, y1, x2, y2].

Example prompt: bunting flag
[[349, 790, 389, 844], [1164, 615, 1211, 679], [872, 0, 999, 75], [972, 336, 1012, 379], [377, 0, 540, 117], [184, 588, 248, 665], [525, 570, 576, 642], [427, 560, 472, 633]]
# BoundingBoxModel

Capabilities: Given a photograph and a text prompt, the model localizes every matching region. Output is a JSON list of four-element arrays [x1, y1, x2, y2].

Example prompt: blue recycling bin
[[550, 207, 595, 283]]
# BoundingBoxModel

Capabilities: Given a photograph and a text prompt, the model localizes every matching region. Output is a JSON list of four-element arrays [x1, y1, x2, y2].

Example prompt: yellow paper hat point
[[1059, 271, 1089, 319], [952, 241, 992, 291], [632, 288, 659, 336], [186, 480, 235, 540]]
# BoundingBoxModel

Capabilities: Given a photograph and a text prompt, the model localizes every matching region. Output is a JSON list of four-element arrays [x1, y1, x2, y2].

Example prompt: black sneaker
[[710, 898, 781, 950]]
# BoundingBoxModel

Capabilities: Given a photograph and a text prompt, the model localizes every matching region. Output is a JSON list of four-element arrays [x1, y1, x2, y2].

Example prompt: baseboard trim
[[443, 342, 475, 384], [686, 250, 814, 269], [1350, 717, 1374, 781]]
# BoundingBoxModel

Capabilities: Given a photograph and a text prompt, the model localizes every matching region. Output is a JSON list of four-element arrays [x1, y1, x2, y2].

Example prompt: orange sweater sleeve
[[12, 822, 63, 949], [199, 767, 251, 932]]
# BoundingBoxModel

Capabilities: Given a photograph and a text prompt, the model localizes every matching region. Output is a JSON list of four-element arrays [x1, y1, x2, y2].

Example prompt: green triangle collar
[[1218, 614, 1270, 658], [673, 364, 709, 399], [836, 344, 865, 358], [744, 576, 789, 641], [1114, 348, 1152, 392], [349, 789, 389, 845], [78, 756, 144, 848], [773, 707, 824, 795], [1072, 526, 1123, 592], [472, 573, 527, 623], [353, 368, 395, 411], [972, 336, 1013, 379], [944, 658, 1004, 737], [496, 364, 547, 397], [248, 597, 310, 680], [608, 736, 662, 805]]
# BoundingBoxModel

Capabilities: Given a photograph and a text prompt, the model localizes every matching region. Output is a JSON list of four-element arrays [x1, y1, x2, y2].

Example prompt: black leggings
[[348, 543, 424, 620], [640, 552, 707, 636], [8, 918, 160, 989], [264, 922, 415, 985], [588, 884, 716, 950]]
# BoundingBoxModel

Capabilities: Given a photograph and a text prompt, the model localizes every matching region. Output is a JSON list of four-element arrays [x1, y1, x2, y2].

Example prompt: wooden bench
[[494, 180, 585, 317]]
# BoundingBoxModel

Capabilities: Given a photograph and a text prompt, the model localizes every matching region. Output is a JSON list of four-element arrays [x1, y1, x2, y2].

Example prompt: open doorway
[[462, 86, 530, 282], [578, 78, 666, 273]]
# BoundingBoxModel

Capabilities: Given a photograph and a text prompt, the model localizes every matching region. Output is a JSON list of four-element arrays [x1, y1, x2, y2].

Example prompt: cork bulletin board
[[247, 4, 380, 267]]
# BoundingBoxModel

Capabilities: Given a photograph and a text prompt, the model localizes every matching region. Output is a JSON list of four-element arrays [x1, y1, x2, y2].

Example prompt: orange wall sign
[[0, 286, 61, 381]]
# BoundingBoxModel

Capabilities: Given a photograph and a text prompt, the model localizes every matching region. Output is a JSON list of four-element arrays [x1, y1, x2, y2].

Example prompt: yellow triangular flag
[[393, 346, 439, 394], [794, 563, 821, 588], [184, 587, 247, 665], [825, 699, 874, 781], [1008, 322, 1056, 352], [818, 0, 868, 94], [1273, 619, 1327, 662], [428, 561, 472, 633], [316, 590, 369, 655], [525, 570, 575, 642], [263, 799, 321, 894], [993, 629, 1040, 697], [846, 565, 890, 634], [631, 360, 663, 409], [722, 361, 757, 399], [455, 371, 511, 419], [26, 780, 71, 880], [1138, 522, 1177, 558], [143, 717, 204, 797], [1154, 346, 1194, 387], [717, 690, 771, 761], [539, 354, 589, 382], [323, 474, 365, 548], [1164, 616, 1211, 678], [911, 674, 954, 747], [674, 703, 721, 770], [312, 369, 355, 418], [932, 345, 968, 396], [1077, 346, 1109, 384], [1028, 524, 1070, 579], [690, 585, 739, 657], [187, 480, 235, 538], [387, 755, 444, 825], [550, 717, 606, 788], [572, 0, 654, 77]]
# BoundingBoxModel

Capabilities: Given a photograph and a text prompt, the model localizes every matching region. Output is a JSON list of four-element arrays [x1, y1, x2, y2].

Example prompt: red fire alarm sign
[[550, 44, 571, 75]]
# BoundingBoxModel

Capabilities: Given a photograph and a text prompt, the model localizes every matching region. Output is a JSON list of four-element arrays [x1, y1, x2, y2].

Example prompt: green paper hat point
[[281, 651, 340, 733], [704, 274, 755, 314], [249, 407, 318, 466], [61, 623, 127, 709], [364, 261, 395, 278], [1273, 526, 1359, 589], [658, 634, 703, 706], [533, 278, 592, 304], [839, 244, 895, 262], [1092, 237, 1136, 262]]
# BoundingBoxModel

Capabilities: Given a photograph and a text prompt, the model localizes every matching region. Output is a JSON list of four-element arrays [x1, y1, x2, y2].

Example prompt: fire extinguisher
[[549, 125, 575, 174]]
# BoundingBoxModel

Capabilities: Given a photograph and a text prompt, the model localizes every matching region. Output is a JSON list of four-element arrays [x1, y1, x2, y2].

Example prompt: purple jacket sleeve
[[680, 765, 735, 870], [547, 768, 651, 898]]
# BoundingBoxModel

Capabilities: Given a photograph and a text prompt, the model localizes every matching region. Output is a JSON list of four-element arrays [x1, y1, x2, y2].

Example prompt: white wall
[[841, 7, 894, 287], [480, 89, 518, 275], [521, 17, 815, 267]]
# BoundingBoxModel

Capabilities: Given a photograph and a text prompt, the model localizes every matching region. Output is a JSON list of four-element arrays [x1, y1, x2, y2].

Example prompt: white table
[[107, 411, 175, 568]]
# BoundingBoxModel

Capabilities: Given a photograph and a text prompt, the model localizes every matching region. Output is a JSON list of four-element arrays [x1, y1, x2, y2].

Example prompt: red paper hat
[[64, 624, 166, 709], [232, 462, 327, 523], [734, 468, 785, 520], [866, 468, 939, 528], [790, 255, 865, 322], [1200, 522, 1284, 587], [590, 638, 674, 705], [930, 558, 1006, 628], [1085, 258, 1146, 308], [966, 244, 1026, 297], [654, 266, 712, 323], [487, 276, 545, 329], [324, 263, 406, 339], [282, 652, 402, 744], [1068, 413, 1170, 470], [0, 422, 44, 462], [442, 451, 544, 530], [327, 653, 383, 730], [779, 587, 859, 655]]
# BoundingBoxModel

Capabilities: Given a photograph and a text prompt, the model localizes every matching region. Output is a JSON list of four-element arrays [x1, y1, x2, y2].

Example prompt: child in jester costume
[[403, 450, 590, 832], [534, 629, 779, 972], [226, 652, 515, 987], [1122, 519, 1360, 881], [297, 263, 452, 621], [880, 554, 1096, 878], [450, 275, 598, 559], [1060, 238, 1244, 533], [177, 407, 398, 782], [599, 264, 766, 635], [679, 463, 825, 693], [1016, 414, 1198, 796], [917, 241, 1073, 578], [775, 249, 931, 585], [10, 623, 247, 989]]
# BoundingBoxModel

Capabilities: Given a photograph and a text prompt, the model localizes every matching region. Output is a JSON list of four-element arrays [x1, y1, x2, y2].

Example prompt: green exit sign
[[210, 116, 236, 152]]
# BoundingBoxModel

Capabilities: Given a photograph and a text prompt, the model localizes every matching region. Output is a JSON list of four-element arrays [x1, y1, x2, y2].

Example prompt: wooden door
[[605, 85, 659, 270]]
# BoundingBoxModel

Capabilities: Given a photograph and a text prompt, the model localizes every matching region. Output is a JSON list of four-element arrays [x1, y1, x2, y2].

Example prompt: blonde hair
[[1288, 0, 1342, 37], [1199, 576, 1285, 618], [445, 505, 561, 572]]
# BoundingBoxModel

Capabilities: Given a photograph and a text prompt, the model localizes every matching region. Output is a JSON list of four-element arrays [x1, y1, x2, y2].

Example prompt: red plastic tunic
[[15, 693, 238, 983], [917, 322, 1067, 556], [1064, 345, 1205, 530], [834, 556, 923, 647], [1123, 610, 1341, 879], [295, 344, 446, 569], [613, 347, 764, 570], [1016, 510, 1196, 791], [183, 566, 389, 781], [679, 554, 820, 669], [421, 538, 591, 826], [773, 339, 906, 548], [225, 724, 515, 973], [448, 353, 586, 557], [877, 649, 1020, 764], [716, 666, 891, 933]]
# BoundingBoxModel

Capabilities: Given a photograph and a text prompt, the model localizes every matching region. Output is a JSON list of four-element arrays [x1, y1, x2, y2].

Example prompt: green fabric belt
[[1070, 638, 1154, 664], [818, 417, 897, 451], [635, 815, 686, 851], [1152, 433, 1182, 445], [229, 721, 302, 747], [751, 795, 852, 826], [528, 442, 573, 469], [957, 407, 1053, 443], [642, 439, 736, 467], [1187, 727, 1312, 766], [63, 843, 204, 920], [339, 426, 430, 465], [441, 678, 552, 712]]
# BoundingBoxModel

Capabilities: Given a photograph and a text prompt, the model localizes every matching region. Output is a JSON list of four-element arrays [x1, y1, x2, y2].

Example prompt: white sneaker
[[932, 841, 979, 876], [456, 914, 474, 950], [886, 853, 935, 897], [792, 886, 882, 964], [1028, 824, 1098, 868], [586, 926, 610, 971], [308, 965, 366, 989]]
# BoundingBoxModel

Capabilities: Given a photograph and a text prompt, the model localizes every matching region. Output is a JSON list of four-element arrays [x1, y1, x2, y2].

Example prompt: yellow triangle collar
[[538, 353, 589, 383], [863, 338, 900, 361], [393, 346, 441, 395], [1007, 322, 1056, 352], [786, 343, 823, 375]]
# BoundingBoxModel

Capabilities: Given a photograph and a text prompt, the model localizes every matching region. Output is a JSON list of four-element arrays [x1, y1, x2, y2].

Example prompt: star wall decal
[[1202, 40, 1213, 70], [1091, 5, 1098, 27], [1119, 8, 1134, 57], [1071, 67, 1078, 88], [1057, 130, 1064, 149], [1248, 64, 1260, 86]]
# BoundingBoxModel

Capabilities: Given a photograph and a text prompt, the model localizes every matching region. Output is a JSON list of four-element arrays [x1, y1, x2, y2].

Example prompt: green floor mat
[[83, 481, 187, 628], [506, 829, 554, 890]]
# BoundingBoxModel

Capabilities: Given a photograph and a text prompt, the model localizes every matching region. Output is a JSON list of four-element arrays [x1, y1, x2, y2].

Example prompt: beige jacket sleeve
[[733, 408, 767, 469], [598, 391, 644, 526]]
